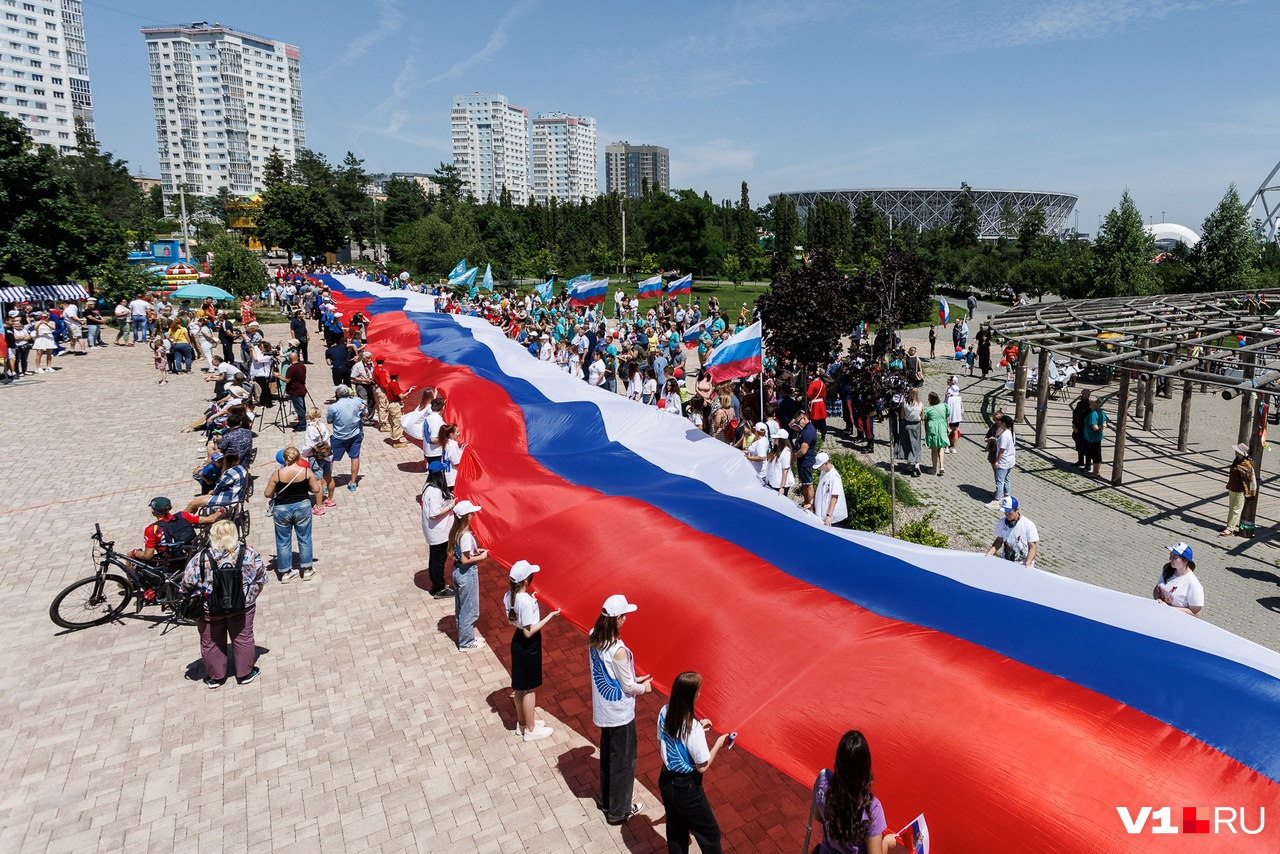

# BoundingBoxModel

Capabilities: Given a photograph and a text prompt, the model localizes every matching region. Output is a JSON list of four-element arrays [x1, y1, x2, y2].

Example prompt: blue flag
[[469, 285, 478, 300], [450, 266, 479, 286], [566, 273, 592, 289], [481, 263, 494, 292], [536, 277, 554, 301], [449, 259, 467, 280]]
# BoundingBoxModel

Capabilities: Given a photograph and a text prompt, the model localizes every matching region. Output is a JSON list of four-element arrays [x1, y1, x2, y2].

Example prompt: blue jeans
[[291, 396, 307, 428], [273, 500, 313, 572], [86, 325, 100, 347], [452, 563, 480, 647], [131, 317, 147, 342], [994, 465, 1013, 504], [172, 342, 194, 372]]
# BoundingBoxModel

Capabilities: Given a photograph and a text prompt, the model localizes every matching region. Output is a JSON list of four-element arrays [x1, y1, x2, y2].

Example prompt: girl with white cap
[[450, 500, 487, 651], [765, 427, 792, 494], [504, 560, 559, 742], [589, 594, 652, 825], [1153, 543, 1204, 617]]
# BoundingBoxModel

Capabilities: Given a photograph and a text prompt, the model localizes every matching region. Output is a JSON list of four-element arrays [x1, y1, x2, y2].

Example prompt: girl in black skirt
[[503, 560, 559, 743]]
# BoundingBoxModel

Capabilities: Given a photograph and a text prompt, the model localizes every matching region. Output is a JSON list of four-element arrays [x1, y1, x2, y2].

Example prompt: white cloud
[[673, 139, 758, 184]]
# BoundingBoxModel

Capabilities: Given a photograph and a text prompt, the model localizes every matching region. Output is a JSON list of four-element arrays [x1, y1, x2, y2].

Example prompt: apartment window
[[22, 3, 34, 11]]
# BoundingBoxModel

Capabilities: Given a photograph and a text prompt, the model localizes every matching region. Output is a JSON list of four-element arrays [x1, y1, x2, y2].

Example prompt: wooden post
[[1177, 376, 1194, 451], [1111, 369, 1131, 486], [1034, 346, 1051, 449], [1013, 345, 1030, 424], [1237, 350, 1256, 447], [1142, 366, 1156, 432]]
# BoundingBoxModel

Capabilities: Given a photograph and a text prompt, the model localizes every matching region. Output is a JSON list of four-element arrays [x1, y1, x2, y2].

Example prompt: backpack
[[155, 513, 197, 561], [199, 546, 248, 617]]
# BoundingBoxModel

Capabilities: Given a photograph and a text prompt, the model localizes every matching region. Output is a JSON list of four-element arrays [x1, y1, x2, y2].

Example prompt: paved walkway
[[848, 322, 1280, 649], [0, 335, 807, 853]]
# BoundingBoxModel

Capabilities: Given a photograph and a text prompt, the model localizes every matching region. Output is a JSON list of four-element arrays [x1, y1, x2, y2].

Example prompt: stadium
[[770, 188, 1078, 240]]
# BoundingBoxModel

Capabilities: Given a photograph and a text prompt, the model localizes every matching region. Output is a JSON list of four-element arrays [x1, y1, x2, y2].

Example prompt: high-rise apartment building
[[605, 142, 669, 199], [141, 21, 304, 201], [0, 0, 94, 152], [531, 112, 596, 204], [451, 92, 529, 205]]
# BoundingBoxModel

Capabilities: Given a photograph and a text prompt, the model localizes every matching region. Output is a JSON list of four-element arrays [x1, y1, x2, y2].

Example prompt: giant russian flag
[[569, 276, 608, 306], [319, 271, 1280, 854], [703, 320, 763, 383], [636, 274, 663, 299]]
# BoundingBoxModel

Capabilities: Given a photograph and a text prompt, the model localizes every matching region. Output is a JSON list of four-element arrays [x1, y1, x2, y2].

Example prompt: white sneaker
[[516, 718, 547, 737], [523, 725, 553, 742], [984, 501, 1000, 510], [459, 637, 488, 652]]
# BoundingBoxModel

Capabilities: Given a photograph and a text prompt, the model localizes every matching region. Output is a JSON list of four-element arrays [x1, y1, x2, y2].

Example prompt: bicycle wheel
[[49, 574, 132, 629]]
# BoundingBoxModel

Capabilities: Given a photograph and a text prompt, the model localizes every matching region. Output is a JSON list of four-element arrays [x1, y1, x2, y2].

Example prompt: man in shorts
[[326, 385, 366, 490], [790, 408, 818, 510]]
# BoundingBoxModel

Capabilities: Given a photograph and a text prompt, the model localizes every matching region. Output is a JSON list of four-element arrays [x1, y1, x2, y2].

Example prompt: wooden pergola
[[987, 290, 1280, 533]]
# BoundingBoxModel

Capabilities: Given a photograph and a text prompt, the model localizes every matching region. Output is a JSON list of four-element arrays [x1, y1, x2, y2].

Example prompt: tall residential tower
[[141, 21, 304, 201], [0, 0, 94, 151], [451, 92, 529, 205], [605, 142, 669, 198], [531, 111, 596, 204]]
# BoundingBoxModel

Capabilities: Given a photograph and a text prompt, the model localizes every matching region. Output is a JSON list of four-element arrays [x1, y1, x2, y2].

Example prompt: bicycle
[[48, 524, 202, 630]]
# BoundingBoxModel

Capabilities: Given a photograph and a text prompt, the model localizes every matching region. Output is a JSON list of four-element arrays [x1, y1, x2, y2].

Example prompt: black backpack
[[155, 514, 196, 561], [197, 546, 248, 617]]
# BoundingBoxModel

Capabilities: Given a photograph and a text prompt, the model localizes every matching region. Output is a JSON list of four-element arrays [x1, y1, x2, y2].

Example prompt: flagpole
[[759, 321, 765, 421]]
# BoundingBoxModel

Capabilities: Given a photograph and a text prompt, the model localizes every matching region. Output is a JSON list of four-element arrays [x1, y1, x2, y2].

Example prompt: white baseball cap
[[773, 427, 789, 440], [753, 422, 767, 432], [509, 560, 540, 583], [454, 499, 482, 516], [815, 452, 831, 466], [602, 594, 638, 618]]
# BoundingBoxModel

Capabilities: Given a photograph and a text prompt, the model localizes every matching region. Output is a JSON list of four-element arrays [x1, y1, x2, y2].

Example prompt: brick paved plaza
[[0, 335, 807, 853], [2, 312, 1278, 853]]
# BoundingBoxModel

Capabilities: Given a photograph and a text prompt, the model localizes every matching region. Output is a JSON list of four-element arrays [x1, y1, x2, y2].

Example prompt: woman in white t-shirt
[[303, 407, 336, 513], [1153, 543, 1204, 617], [944, 377, 963, 452], [449, 500, 487, 651], [765, 428, 792, 494], [657, 672, 729, 853], [503, 560, 560, 744], [418, 463, 455, 598], [744, 422, 770, 482], [589, 595, 652, 825], [439, 423, 464, 489]]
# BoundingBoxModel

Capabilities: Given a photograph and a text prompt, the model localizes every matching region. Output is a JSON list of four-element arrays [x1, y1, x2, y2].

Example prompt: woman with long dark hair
[[814, 730, 896, 853], [765, 427, 792, 495], [418, 462, 455, 598], [658, 671, 729, 854], [589, 595, 652, 825]]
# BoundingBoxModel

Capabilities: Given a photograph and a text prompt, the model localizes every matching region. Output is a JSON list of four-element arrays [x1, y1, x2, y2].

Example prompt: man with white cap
[[985, 496, 1038, 569], [589, 594, 651, 825], [812, 452, 848, 527], [744, 422, 770, 482]]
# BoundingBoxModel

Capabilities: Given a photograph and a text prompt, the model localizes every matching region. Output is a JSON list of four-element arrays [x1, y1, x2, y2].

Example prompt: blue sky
[[85, 0, 1277, 233]]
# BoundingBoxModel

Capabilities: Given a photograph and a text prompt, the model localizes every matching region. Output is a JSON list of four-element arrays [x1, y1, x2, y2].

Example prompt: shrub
[[827, 453, 891, 532], [896, 513, 949, 548]]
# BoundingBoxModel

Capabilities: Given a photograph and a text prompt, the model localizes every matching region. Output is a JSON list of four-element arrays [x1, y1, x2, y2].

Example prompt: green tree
[[949, 181, 980, 249], [757, 250, 858, 367], [735, 182, 756, 266], [432, 162, 465, 205], [382, 177, 429, 235], [257, 183, 346, 260], [262, 147, 287, 190], [0, 115, 115, 286], [1092, 190, 1158, 297], [1191, 184, 1260, 292], [208, 234, 268, 297], [850, 249, 935, 336], [805, 197, 852, 262], [850, 194, 887, 265], [771, 193, 801, 269], [61, 124, 141, 241], [1017, 206, 1047, 260], [91, 255, 157, 305]]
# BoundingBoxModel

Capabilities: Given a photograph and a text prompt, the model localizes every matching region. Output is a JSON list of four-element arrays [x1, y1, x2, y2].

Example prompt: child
[[503, 560, 560, 743], [965, 345, 976, 376], [152, 336, 170, 384]]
